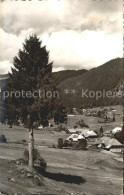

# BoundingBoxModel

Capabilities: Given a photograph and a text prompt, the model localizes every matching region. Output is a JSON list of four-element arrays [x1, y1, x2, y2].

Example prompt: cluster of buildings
[[72, 107, 116, 120], [65, 126, 124, 153]]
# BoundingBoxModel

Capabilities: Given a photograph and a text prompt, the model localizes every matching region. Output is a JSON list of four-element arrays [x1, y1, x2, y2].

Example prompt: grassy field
[[0, 142, 123, 195], [0, 105, 123, 195]]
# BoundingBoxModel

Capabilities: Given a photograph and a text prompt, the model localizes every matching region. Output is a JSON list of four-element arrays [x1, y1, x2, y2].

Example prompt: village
[[29, 105, 123, 154], [0, 104, 123, 195], [55, 106, 124, 153]]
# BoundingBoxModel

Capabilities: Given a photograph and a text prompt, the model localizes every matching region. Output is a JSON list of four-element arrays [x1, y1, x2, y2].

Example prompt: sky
[[0, 0, 123, 74]]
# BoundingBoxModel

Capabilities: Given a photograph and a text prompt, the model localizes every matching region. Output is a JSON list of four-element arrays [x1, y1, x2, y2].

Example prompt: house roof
[[68, 128, 77, 133], [112, 127, 122, 134], [66, 134, 85, 142], [78, 134, 85, 140], [81, 130, 98, 138], [106, 138, 122, 149], [87, 131, 97, 137], [94, 139, 101, 145], [66, 134, 78, 141], [76, 128, 89, 133], [101, 137, 110, 145], [101, 137, 122, 148]]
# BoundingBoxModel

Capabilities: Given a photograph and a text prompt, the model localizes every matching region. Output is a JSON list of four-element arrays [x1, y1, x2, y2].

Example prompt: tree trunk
[[28, 127, 34, 173]]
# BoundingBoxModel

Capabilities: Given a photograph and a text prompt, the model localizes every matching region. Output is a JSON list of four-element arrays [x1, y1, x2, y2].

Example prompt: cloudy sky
[[0, 0, 123, 74]]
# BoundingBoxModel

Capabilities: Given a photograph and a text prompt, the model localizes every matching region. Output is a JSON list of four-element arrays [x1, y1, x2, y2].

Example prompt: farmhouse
[[81, 129, 98, 138], [95, 137, 123, 152], [106, 138, 123, 153]]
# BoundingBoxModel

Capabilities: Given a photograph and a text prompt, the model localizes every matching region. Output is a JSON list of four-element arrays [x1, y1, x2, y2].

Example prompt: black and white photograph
[[0, 0, 123, 194]]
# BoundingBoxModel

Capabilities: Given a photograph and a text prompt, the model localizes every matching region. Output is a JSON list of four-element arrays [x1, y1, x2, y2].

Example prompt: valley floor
[[0, 105, 123, 195]]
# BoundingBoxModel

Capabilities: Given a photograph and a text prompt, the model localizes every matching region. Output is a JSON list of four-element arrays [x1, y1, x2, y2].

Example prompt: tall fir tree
[[6, 35, 60, 172]]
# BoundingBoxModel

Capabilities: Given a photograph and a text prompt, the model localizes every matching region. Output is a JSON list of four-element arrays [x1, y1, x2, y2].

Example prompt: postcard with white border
[[0, 0, 123, 194]]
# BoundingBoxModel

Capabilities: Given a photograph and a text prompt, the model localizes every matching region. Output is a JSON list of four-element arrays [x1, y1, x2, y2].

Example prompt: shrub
[[0, 135, 7, 143], [76, 120, 89, 128], [24, 149, 29, 161], [24, 148, 47, 171], [34, 157, 47, 170], [22, 139, 26, 143], [58, 138, 64, 149], [24, 148, 40, 162], [54, 125, 67, 132], [33, 121, 39, 130], [63, 140, 72, 147], [53, 127, 57, 131], [57, 124, 63, 132], [74, 125, 78, 129], [73, 139, 87, 150], [65, 129, 69, 134], [51, 144, 56, 148]]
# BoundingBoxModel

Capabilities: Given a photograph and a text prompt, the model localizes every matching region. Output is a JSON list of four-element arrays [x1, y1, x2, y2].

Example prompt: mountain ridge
[[0, 58, 123, 109], [54, 58, 123, 108]]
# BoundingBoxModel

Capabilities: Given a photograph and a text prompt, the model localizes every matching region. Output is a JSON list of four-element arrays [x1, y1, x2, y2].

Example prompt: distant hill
[[56, 58, 123, 108]]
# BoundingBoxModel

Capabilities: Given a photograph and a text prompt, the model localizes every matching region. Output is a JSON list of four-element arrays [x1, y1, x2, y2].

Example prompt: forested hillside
[[57, 58, 123, 108], [53, 69, 87, 84]]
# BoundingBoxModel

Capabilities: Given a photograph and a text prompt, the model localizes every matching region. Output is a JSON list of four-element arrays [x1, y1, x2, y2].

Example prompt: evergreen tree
[[113, 113, 115, 122], [5, 35, 58, 172], [54, 101, 67, 124], [99, 126, 103, 137]]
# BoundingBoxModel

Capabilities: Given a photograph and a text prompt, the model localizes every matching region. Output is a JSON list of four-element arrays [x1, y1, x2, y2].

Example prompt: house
[[65, 134, 87, 150], [100, 137, 123, 152], [106, 138, 123, 153], [66, 134, 85, 142], [81, 129, 98, 138]]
